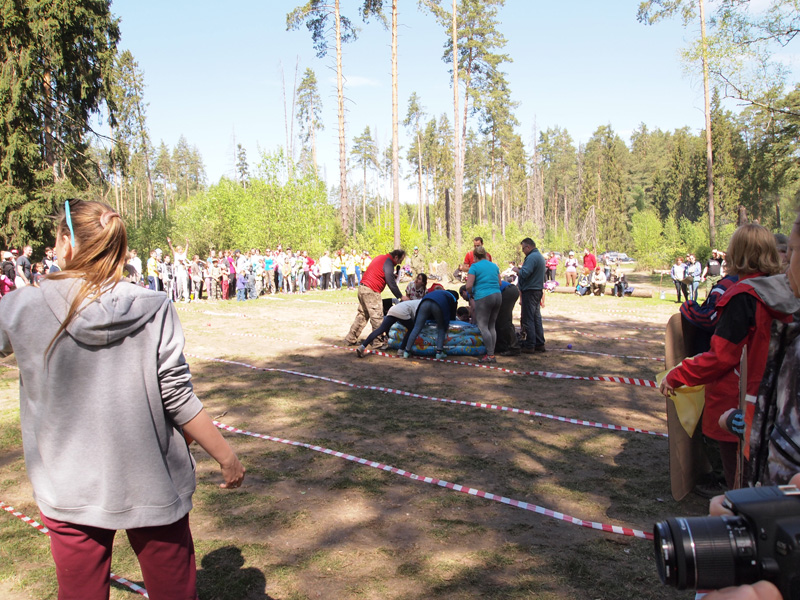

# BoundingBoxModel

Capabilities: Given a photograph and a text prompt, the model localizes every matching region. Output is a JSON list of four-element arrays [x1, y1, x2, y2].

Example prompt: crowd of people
[[670, 249, 725, 303]]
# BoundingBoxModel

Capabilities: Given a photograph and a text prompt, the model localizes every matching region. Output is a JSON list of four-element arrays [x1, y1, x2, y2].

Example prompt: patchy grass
[[0, 291, 708, 599]]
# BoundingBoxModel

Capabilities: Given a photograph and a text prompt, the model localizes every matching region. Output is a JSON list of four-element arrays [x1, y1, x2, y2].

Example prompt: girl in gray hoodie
[[0, 200, 245, 599]]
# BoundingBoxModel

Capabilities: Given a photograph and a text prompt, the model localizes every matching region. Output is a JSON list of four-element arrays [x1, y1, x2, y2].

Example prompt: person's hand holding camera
[[701, 580, 781, 600], [703, 473, 800, 600]]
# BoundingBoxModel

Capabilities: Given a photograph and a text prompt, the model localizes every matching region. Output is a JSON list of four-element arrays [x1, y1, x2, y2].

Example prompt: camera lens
[[654, 516, 760, 590]]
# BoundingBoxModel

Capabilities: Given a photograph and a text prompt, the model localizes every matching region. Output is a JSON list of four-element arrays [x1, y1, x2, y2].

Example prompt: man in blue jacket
[[514, 237, 546, 353]]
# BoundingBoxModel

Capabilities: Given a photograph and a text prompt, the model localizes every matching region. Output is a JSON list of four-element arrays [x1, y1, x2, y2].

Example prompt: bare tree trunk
[[451, 0, 462, 249], [290, 58, 299, 174], [392, 0, 401, 248], [699, 0, 716, 248], [335, 0, 349, 235], [362, 164, 367, 228]]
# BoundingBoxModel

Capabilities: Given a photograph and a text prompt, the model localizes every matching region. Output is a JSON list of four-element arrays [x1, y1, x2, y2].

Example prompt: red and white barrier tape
[[0, 501, 149, 597], [558, 348, 664, 362], [213, 421, 654, 540], [573, 330, 665, 346], [192, 329, 659, 388], [187, 353, 666, 437]]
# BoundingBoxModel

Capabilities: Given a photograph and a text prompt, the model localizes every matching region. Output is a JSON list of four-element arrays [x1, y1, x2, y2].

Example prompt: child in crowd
[[236, 268, 248, 301], [31, 262, 45, 287]]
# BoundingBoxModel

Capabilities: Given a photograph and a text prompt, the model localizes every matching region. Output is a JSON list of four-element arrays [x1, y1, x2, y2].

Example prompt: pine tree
[[296, 68, 323, 175], [0, 0, 119, 248]]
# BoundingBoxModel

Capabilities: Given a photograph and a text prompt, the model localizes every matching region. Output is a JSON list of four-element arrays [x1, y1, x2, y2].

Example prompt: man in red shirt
[[582, 249, 597, 272], [345, 249, 406, 347], [460, 237, 492, 272]]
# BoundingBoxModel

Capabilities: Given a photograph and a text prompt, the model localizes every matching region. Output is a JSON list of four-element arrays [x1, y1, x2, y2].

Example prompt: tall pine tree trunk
[[699, 0, 716, 248], [392, 0, 401, 247], [451, 0, 462, 249], [335, 0, 349, 235]]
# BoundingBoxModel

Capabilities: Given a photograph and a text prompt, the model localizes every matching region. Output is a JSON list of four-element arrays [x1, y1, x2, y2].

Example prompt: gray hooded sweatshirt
[[0, 278, 203, 529]]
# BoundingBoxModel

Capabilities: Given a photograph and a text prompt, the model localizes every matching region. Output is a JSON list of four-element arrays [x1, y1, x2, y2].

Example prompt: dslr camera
[[654, 485, 800, 599]]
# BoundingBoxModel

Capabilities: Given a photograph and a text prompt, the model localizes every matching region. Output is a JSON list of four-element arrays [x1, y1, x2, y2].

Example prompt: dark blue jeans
[[520, 289, 544, 348], [405, 300, 447, 353]]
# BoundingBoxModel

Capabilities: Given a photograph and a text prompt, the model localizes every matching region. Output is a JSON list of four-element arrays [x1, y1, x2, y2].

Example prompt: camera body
[[654, 485, 800, 599]]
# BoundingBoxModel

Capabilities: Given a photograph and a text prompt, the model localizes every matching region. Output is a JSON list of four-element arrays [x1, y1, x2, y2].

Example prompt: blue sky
[[108, 0, 767, 202]]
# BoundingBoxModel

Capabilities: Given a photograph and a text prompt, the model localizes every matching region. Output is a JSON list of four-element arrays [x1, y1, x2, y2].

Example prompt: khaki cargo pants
[[345, 285, 384, 344]]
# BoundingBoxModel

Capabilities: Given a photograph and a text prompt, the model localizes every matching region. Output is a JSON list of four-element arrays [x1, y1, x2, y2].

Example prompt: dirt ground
[[0, 285, 710, 600]]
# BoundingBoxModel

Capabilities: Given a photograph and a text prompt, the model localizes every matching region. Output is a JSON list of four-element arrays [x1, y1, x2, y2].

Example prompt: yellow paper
[[657, 369, 705, 437]]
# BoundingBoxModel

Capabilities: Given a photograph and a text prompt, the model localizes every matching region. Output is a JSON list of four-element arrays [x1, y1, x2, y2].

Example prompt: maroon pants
[[41, 513, 198, 600]]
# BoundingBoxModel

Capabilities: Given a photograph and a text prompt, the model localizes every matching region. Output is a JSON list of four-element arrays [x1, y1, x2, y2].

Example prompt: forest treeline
[[1, 1, 798, 270]]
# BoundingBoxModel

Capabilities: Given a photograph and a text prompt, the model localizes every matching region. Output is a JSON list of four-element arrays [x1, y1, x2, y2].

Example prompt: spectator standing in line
[[670, 255, 688, 303], [564, 251, 579, 287], [15, 245, 33, 288], [460, 236, 493, 273], [333, 249, 344, 290], [702, 249, 723, 300], [128, 249, 142, 284], [344, 249, 406, 347], [345, 250, 357, 289], [146, 250, 160, 292], [43, 247, 57, 274], [545, 252, 558, 282], [362, 251, 372, 274], [189, 255, 204, 299], [1, 251, 16, 295], [687, 253, 703, 302], [225, 250, 236, 298], [514, 237, 546, 353], [319, 250, 332, 290], [582, 248, 597, 273]]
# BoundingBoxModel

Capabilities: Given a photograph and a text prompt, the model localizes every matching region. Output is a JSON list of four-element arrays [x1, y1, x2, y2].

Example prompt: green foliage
[[630, 209, 665, 270], [0, 0, 119, 248], [126, 211, 173, 256], [157, 149, 336, 258]]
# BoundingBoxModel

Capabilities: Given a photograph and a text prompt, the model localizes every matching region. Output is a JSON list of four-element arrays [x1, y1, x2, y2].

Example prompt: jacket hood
[[744, 274, 800, 316], [40, 278, 167, 346]]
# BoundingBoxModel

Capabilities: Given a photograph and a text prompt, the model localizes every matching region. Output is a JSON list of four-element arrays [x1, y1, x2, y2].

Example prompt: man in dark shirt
[[514, 238, 546, 353], [702, 249, 723, 300], [15, 245, 32, 288]]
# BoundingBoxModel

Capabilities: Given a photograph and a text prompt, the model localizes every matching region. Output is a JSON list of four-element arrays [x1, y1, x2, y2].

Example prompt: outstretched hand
[[219, 455, 245, 489]]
